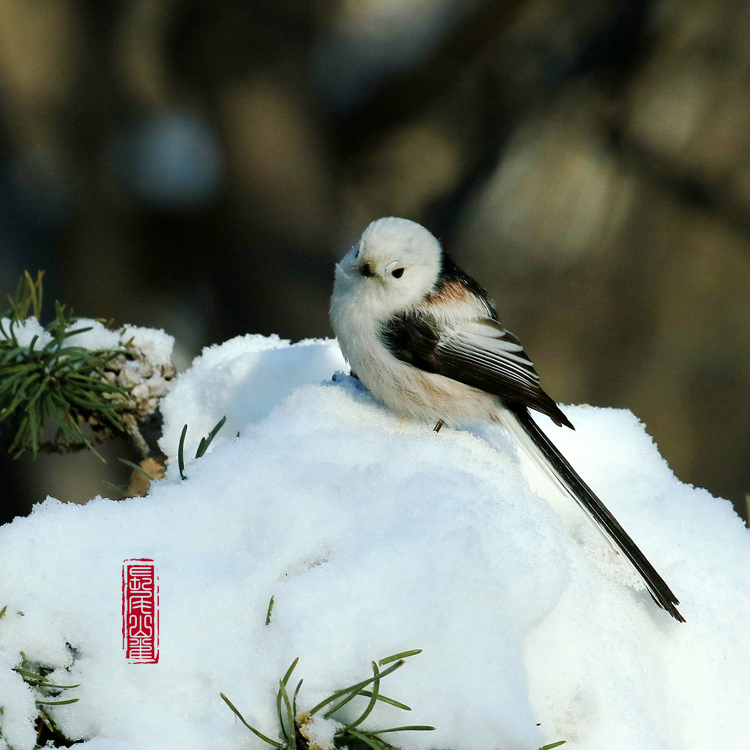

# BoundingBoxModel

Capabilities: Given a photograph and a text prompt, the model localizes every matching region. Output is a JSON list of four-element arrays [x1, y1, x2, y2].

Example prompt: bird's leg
[[433, 420, 444, 433]]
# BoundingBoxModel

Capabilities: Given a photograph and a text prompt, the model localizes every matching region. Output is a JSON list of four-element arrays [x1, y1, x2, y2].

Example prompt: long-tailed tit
[[330, 216, 684, 622]]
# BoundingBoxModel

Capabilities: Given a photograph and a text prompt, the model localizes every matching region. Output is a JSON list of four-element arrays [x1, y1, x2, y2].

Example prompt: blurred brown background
[[1, 0, 749, 521]]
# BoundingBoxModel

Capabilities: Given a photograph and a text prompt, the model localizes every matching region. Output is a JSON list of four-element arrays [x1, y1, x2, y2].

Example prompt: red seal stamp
[[122, 559, 159, 664]]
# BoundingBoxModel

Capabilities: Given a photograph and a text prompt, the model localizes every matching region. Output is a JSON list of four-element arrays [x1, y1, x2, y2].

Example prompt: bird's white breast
[[330, 272, 500, 426]]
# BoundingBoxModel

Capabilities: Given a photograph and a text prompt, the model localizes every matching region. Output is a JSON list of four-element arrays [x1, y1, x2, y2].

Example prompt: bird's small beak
[[360, 262, 375, 278]]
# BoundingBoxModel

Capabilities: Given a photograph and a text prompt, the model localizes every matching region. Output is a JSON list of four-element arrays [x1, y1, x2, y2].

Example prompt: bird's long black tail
[[504, 403, 684, 622]]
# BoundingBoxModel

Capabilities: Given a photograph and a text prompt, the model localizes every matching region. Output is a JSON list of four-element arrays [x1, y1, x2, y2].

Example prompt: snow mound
[[1, 334, 749, 750], [158, 334, 346, 464]]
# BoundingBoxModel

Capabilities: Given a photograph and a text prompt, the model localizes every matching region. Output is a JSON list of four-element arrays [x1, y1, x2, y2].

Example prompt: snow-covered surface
[[158, 334, 345, 465], [2, 333, 750, 750], [297, 714, 341, 750], [119, 325, 174, 365], [0, 316, 53, 348], [0, 317, 174, 366]]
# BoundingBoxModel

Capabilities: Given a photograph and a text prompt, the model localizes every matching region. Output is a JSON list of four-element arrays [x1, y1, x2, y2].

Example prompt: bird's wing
[[381, 312, 573, 428]]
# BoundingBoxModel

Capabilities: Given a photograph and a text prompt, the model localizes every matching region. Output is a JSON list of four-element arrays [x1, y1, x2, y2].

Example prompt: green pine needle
[[0, 274, 132, 460], [9, 653, 80, 748], [35, 698, 80, 706], [178, 416, 227, 480], [195, 415, 227, 458], [341, 662, 381, 731], [378, 650, 422, 666], [222, 649, 434, 750], [219, 692, 284, 748], [119, 458, 157, 480], [317, 659, 405, 718], [362, 725, 435, 734], [346, 728, 386, 750], [6, 271, 44, 321], [278, 678, 295, 748], [357, 690, 410, 711], [178, 424, 188, 480]]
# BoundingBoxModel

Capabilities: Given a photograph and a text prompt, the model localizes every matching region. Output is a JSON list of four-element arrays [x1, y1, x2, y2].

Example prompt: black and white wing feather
[[381, 311, 573, 428], [436, 318, 573, 428]]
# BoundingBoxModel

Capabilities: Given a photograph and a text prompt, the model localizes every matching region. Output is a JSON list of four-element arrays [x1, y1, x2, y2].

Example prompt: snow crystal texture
[[1, 334, 749, 750]]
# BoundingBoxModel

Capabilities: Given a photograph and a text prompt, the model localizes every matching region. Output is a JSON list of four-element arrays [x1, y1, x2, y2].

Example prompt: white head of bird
[[332, 217, 443, 320]]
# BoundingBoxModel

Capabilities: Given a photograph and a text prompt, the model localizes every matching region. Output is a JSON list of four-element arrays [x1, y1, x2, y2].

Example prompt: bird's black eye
[[391, 267, 404, 278]]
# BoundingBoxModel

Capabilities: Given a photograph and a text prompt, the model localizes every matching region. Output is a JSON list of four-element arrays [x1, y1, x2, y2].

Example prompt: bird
[[330, 216, 684, 623]]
